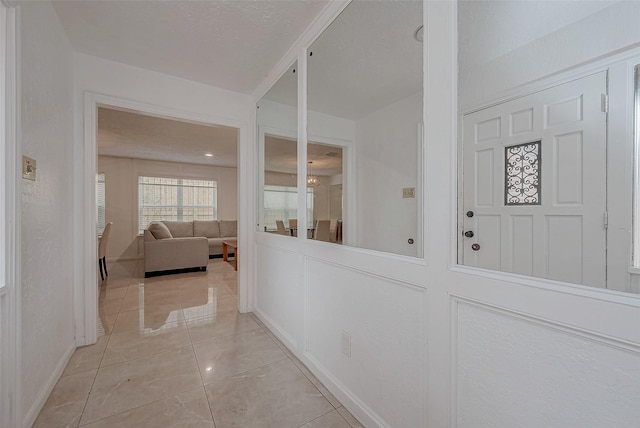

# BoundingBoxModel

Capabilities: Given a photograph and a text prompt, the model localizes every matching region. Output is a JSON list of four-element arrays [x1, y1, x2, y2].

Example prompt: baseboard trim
[[251, 308, 377, 427], [301, 352, 387, 428], [252, 308, 298, 351], [22, 342, 76, 428]]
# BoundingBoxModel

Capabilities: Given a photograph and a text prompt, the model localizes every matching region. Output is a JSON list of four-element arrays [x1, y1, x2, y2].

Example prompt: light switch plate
[[402, 187, 415, 199], [22, 156, 36, 181]]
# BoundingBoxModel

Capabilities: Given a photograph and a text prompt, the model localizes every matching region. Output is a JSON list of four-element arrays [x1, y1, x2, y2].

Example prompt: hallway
[[33, 259, 361, 428]]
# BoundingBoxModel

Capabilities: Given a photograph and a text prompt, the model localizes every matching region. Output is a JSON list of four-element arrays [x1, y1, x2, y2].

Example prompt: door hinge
[[601, 94, 609, 113], [604, 211, 609, 229]]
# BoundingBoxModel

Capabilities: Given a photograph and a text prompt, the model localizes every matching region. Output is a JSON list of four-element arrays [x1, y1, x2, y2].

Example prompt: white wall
[[98, 155, 238, 260], [459, 1, 640, 110], [19, 3, 76, 426], [251, 2, 640, 427], [355, 92, 421, 257]]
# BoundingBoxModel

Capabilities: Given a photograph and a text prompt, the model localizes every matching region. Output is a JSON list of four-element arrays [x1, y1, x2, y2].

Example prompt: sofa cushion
[[219, 220, 237, 237], [162, 221, 194, 238], [194, 220, 220, 238], [148, 222, 173, 239]]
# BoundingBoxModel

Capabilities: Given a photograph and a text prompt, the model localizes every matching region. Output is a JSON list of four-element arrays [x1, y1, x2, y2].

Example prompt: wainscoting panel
[[453, 297, 640, 427], [255, 243, 304, 351], [304, 258, 427, 428]]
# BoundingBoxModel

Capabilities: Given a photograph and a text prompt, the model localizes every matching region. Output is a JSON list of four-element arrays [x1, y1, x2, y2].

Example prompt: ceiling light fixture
[[415, 25, 424, 43], [205, 153, 213, 157], [307, 161, 320, 187]]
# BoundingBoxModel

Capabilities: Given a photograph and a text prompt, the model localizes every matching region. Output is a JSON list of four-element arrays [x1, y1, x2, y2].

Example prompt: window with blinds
[[97, 173, 106, 235], [263, 185, 313, 230], [138, 176, 217, 234]]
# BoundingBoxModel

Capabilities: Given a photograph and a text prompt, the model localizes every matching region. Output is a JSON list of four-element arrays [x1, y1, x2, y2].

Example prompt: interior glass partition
[[306, 0, 424, 256], [256, 61, 298, 236]]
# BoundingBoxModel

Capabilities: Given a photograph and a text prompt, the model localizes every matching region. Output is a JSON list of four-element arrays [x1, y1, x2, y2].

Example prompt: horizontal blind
[[263, 185, 313, 230], [138, 176, 217, 233]]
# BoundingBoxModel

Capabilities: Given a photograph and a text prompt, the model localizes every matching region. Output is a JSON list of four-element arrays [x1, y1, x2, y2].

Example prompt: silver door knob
[[464, 231, 474, 238], [471, 243, 480, 251]]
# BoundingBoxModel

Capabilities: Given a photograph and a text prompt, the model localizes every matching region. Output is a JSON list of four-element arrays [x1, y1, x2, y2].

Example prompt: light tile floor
[[34, 258, 362, 428]]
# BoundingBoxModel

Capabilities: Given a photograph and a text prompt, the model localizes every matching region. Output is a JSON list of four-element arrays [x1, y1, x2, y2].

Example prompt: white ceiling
[[53, 0, 329, 94], [263, 0, 423, 121], [59, 1, 421, 166], [98, 107, 238, 167]]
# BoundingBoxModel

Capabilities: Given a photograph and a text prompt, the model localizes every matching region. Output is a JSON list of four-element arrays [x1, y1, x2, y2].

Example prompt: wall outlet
[[341, 331, 351, 358], [402, 187, 415, 199]]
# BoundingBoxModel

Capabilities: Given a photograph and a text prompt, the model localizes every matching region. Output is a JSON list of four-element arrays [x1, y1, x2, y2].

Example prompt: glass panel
[[307, 142, 343, 242], [504, 141, 541, 206], [256, 61, 298, 236], [307, 0, 423, 256], [458, 1, 640, 292]]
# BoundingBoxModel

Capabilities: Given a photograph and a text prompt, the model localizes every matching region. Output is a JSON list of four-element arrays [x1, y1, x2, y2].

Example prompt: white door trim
[[0, 3, 20, 427], [77, 92, 249, 345]]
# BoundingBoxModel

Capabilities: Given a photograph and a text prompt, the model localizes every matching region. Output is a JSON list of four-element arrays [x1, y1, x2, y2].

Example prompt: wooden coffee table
[[222, 240, 238, 271]]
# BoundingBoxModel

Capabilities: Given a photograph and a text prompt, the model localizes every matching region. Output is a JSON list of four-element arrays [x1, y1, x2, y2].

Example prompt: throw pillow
[[148, 222, 173, 239]]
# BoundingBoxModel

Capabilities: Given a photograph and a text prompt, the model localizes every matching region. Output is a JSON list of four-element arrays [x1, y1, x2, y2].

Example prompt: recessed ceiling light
[[205, 153, 213, 157]]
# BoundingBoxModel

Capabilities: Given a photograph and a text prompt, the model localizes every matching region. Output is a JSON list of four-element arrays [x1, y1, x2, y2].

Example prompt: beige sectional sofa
[[143, 220, 237, 277]]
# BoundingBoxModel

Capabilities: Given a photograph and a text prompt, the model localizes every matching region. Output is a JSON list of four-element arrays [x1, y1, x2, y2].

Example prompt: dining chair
[[288, 218, 298, 236], [276, 220, 288, 235], [329, 219, 338, 243], [98, 222, 113, 281], [314, 220, 331, 242]]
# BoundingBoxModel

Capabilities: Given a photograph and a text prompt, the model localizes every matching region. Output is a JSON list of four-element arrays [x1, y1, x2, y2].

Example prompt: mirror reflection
[[457, 1, 640, 293], [256, 61, 298, 236], [307, 0, 423, 256], [307, 142, 343, 242]]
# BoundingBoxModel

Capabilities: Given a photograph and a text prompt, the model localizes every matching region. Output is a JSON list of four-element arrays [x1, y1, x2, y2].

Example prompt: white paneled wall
[[255, 242, 304, 349], [305, 259, 426, 427], [454, 299, 640, 426], [252, 2, 640, 427]]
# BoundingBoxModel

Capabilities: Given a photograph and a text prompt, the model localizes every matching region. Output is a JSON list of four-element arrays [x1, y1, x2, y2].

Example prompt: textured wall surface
[[20, 2, 75, 421], [456, 300, 640, 427]]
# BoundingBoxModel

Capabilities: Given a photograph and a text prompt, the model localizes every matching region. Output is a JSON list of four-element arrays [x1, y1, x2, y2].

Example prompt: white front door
[[462, 72, 607, 287]]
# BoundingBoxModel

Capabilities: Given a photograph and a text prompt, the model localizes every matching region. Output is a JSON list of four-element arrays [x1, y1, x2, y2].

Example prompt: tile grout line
[[67, 259, 241, 427], [76, 260, 137, 427], [77, 385, 208, 427], [183, 269, 220, 428]]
